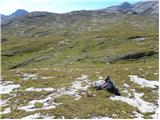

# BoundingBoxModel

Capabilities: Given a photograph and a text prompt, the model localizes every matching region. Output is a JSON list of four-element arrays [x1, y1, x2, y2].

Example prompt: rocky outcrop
[[103, 51, 158, 63], [8, 55, 49, 69]]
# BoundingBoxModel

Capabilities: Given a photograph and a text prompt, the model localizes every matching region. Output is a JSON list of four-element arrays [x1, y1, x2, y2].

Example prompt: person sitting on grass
[[94, 75, 121, 96]]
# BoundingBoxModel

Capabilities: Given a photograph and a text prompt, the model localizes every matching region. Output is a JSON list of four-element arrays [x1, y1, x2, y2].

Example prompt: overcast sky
[[0, 0, 152, 15]]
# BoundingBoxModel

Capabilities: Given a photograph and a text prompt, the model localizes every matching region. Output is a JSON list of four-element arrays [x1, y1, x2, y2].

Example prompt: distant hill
[[1, 1, 158, 23], [9, 9, 29, 18], [1, 1, 158, 37], [1, 9, 29, 22], [103, 1, 158, 15]]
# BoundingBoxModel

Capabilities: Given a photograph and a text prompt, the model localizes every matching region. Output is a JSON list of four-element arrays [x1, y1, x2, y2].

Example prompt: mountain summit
[[104, 0, 158, 14], [1, 9, 29, 22], [118, 2, 132, 9], [121, 2, 131, 6], [10, 9, 29, 18]]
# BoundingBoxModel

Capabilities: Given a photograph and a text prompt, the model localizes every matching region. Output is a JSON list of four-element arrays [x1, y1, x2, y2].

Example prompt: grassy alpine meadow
[[1, 59, 159, 118], [0, 1, 159, 119]]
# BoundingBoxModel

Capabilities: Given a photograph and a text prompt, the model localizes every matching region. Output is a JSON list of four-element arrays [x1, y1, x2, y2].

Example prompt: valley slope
[[1, 1, 159, 119]]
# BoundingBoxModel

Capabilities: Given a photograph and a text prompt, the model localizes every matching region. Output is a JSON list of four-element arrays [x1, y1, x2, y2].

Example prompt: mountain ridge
[[2, 1, 158, 32], [1, 1, 158, 22]]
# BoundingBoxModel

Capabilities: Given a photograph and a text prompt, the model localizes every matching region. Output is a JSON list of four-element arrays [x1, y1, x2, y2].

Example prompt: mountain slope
[[1, 1, 159, 119], [1, 1, 158, 69]]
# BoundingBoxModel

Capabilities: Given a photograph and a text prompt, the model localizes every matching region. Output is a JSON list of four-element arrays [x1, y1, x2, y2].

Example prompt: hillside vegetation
[[1, 1, 159, 119]]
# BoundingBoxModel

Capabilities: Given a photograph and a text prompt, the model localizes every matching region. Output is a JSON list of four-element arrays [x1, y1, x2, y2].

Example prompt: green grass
[[34, 102, 44, 108], [1, 56, 158, 118], [2, 13, 158, 69], [1, 12, 158, 119]]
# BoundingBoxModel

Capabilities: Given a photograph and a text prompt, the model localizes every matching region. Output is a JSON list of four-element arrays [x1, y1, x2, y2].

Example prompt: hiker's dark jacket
[[102, 79, 116, 90]]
